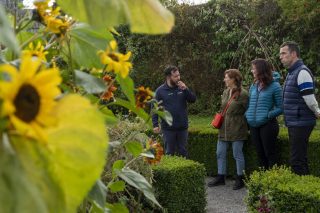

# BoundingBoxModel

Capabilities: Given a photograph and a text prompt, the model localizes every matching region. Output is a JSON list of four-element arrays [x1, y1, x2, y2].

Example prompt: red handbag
[[211, 94, 236, 129]]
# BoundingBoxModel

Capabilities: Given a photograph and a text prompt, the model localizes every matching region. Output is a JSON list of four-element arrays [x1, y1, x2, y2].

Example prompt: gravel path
[[205, 177, 247, 213]]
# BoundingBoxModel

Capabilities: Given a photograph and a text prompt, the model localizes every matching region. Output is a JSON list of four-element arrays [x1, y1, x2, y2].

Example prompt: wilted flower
[[135, 86, 153, 108], [144, 138, 164, 165], [101, 75, 117, 101]]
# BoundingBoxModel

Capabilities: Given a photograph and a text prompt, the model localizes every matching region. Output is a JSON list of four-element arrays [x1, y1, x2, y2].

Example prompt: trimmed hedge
[[187, 128, 320, 177], [245, 167, 320, 212], [152, 156, 206, 213]]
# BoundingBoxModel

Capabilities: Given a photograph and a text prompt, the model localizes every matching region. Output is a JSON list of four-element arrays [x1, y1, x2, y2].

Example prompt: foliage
[[116, 0, 320, 114], [152, 156, 206, 213], [245, 166, 320, 212], [0, 0, 174, 212]]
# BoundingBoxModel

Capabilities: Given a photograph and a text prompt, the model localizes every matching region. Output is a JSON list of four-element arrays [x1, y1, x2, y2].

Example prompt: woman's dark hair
[[224, 69, 242, 98], [251, 58, 273, 88]]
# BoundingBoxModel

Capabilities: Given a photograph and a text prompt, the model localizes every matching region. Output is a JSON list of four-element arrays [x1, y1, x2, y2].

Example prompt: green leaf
[[57, 0, 174, 34], [109, 98, 152, 126], [75, 70, 106, 94], [46, 94, 108, 212], [140, 151, 155, 158], [124, 141, 143, 157], [0, 139, 64, 213], [126, 0, 175, 34], [69, 23, 111, 68], [113, 160, 125, 170], [155, 110, 172, 126], [106, 202, 129, 213], [88, 180, 107, 209], [99, 106, 119, 125], [108, 181, 126, 193], [116, 74, 135, 105], [0, 6, 20, 55], [117, 168, 161, 207]]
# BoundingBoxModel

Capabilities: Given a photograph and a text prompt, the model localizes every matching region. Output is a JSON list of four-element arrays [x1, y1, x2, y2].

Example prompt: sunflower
[[135, 86, 153, 108], [98, 40, 132, 78], [144, 138, 164, 165], [0, 55, 62, 141], [44, 15, 72, 36], [22, 41, 48, 61]]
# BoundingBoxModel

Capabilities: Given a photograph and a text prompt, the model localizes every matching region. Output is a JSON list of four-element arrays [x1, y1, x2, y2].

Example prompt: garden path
[[206, 177, 247, 213]]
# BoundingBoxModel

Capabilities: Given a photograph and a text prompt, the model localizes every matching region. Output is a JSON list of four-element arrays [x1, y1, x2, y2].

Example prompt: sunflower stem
[[66, 37, 75, 84]]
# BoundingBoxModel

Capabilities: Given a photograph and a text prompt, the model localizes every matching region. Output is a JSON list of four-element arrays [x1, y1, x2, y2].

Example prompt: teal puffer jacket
[[245, 81, 283, 127]]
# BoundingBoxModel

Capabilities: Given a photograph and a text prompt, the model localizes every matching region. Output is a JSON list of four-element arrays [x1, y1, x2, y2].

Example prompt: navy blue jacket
[[152, 83, 196, 130], [283, 60, 316, 127]]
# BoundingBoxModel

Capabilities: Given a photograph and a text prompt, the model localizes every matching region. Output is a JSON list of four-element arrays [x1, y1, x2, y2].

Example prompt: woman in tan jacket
[[208, 69, 249, 190]]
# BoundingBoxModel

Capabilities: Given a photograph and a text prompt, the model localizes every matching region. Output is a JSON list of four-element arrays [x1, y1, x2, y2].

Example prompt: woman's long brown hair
[[251, 58, 273, 88], [224, 69, 243, 98]]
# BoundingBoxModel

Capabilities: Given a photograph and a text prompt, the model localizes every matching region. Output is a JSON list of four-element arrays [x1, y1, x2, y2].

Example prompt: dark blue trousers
[[288, 126, 314, 175], [162, 129, 188, 157]]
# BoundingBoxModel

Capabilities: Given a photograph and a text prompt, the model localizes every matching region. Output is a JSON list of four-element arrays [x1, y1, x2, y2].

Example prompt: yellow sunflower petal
[[19, 56, 41, 80], [109, 40, 117, 51]]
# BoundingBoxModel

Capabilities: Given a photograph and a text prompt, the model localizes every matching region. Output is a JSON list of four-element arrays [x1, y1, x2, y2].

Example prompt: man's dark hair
[[164, 65, 179, 76], [280, 41, 300, 58]]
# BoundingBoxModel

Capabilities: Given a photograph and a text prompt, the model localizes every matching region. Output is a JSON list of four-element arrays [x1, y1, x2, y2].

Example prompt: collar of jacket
[[163, 82, 178, 90], [288, 59, 304, 73]]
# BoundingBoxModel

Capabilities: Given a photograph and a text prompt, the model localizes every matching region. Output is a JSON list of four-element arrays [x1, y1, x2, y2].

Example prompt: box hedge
[[152, 156, 206, 213], [187, 128, 320, 176], [245, 166, 320, 212]]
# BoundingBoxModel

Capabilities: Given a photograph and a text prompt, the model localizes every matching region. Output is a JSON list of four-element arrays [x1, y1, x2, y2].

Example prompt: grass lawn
[[188, 114, 320, 132]]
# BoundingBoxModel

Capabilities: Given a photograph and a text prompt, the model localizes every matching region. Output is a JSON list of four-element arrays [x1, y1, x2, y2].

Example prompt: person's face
[[169, 70, 181, 85], [279, 46, 296, 68], [251, 65, 258, 81], [224, 73, 235, 88]]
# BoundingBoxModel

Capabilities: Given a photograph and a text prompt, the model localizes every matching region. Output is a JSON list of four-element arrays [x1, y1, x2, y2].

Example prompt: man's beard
[[170, 79, 178, 86]]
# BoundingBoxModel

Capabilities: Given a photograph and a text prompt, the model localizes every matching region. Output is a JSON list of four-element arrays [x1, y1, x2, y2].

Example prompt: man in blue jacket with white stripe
[[280, 41, 320, 175], [152, 65, 196, 157]]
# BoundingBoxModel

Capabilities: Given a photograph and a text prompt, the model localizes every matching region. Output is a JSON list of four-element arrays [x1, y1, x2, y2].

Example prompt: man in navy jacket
[[280, 41, 320, 175], [152, 65, 196, 157]]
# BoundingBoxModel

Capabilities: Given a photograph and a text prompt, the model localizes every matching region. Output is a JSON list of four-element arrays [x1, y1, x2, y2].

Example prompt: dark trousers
[[162, 129, 188, 157], [250, 118, 279, 169], [288, 126, 314, 175]]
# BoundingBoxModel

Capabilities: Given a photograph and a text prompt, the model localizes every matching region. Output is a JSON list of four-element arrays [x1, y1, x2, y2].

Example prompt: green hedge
[[187, 128, 320, 176], [152, 156, 206, 213], [245, 166, 320, 212]]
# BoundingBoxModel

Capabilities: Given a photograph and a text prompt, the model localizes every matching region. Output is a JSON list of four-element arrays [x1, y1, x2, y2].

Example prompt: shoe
[[233, 175, 245, 190], [208, 175, 225, 187]]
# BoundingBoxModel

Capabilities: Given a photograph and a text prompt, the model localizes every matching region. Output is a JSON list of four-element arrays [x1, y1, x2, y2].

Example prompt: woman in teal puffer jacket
[[245, 59, 283, 169]]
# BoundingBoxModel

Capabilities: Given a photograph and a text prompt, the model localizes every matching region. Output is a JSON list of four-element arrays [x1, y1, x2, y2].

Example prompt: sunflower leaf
[[56, 0, 174, 34], [88, 180, 108, 209], [69, 23, 111, 68], [117, 168, 161, 207], [108, 180, 126, 193], [75, 70, 106, 94], [125, 141, 143, 157], [0, 6, 20, 55], [46, 94, 108, 212], [116, 74, 135, 105]]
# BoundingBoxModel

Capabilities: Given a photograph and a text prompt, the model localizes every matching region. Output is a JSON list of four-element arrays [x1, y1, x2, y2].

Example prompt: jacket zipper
[[254, 85, 260, 127]]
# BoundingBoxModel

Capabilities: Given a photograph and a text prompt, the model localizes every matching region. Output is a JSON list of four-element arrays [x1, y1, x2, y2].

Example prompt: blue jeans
[[162, 129, 188, 157], [216, 140, 245, 175]]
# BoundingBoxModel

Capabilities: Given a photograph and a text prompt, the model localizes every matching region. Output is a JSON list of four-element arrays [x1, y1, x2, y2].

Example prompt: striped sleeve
[[297, 69, 314, 96]]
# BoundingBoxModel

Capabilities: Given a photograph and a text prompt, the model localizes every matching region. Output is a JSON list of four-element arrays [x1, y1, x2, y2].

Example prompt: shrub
[[187, 128, 320, 177], [152, 156, 206, 213], [245, 166, 320, 212]]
